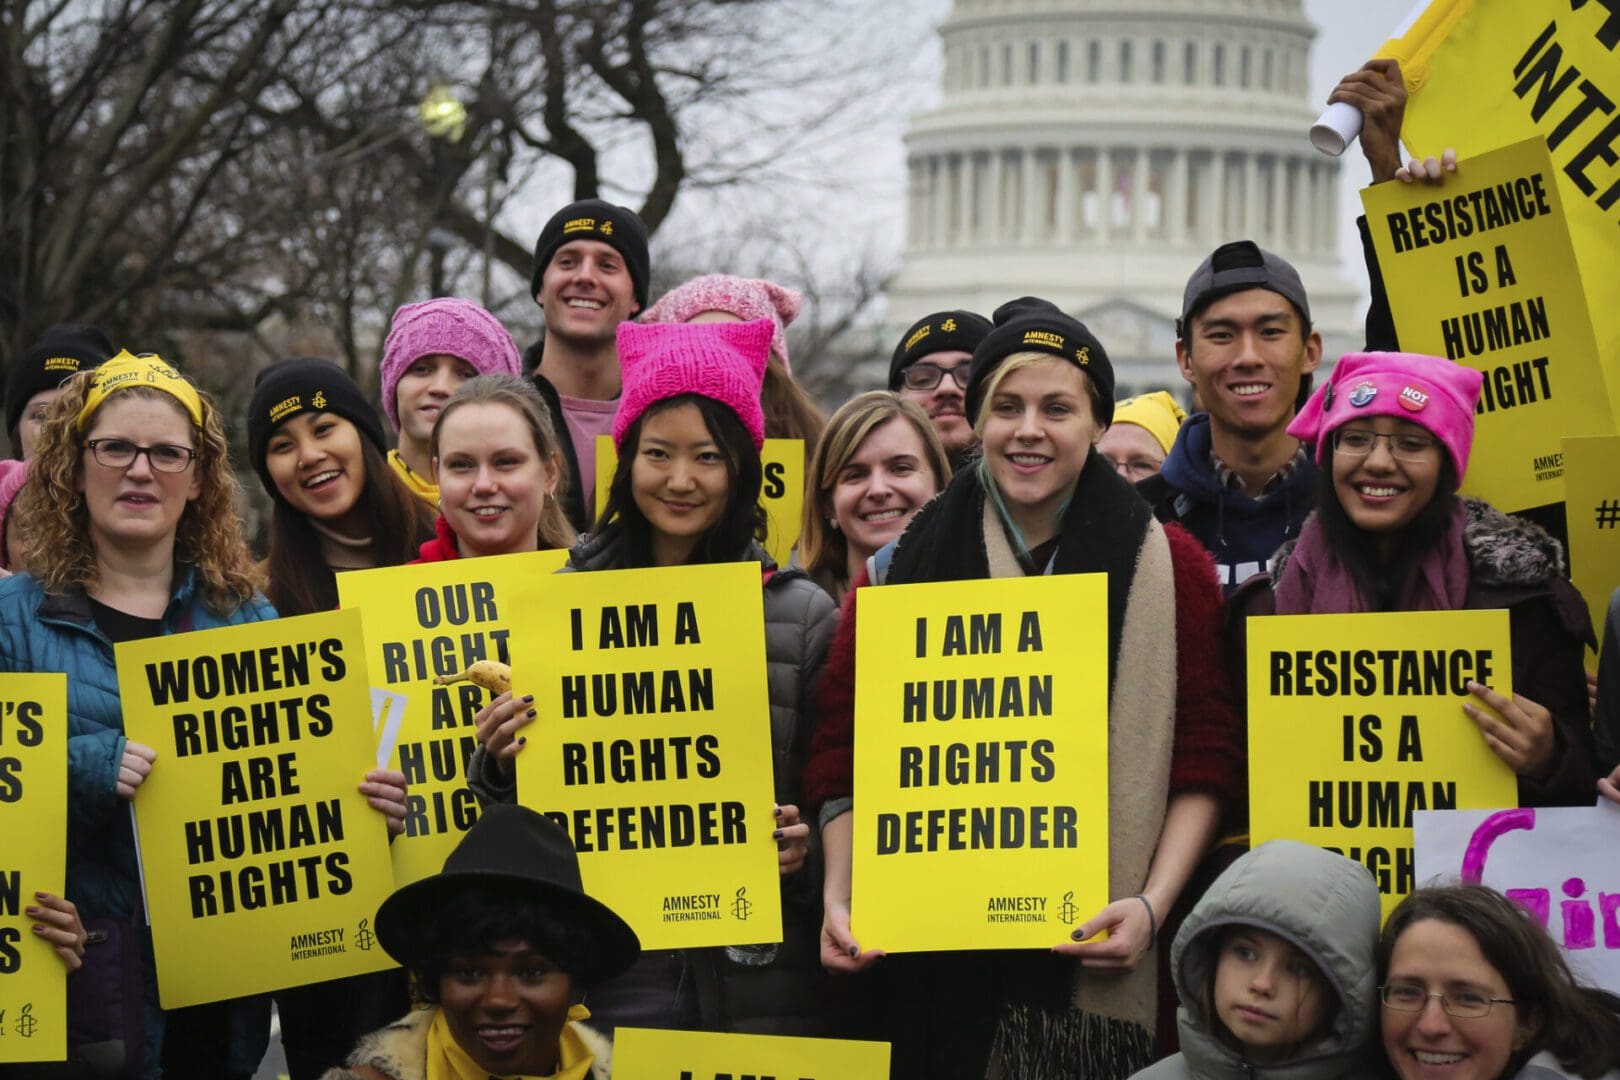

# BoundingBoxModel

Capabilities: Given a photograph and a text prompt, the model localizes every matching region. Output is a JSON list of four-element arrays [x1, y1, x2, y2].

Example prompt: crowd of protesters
[[2, 59, 1619, 1080]]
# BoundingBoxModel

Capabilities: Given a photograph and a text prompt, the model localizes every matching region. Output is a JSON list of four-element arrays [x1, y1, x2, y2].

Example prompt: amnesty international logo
[[312, 390, 327, 410], [14, 1003, 37, 1038], [730, 886, 753, 922], [354, 918, 375, 951], [1057, 891, 1079, 925], [600, 220, 614, 236], [942, 318, 957, 332]]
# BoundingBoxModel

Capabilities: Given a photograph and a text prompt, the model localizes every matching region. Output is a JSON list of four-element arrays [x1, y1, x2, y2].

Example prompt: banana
[[433, 659, 513, 696]]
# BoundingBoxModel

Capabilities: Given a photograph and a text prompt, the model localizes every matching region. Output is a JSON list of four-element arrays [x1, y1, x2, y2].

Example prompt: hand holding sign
[[774, 804, 808, 876], [1463, 680, 1555, 781], [1055, 894, 1153, 969], [358, 768, 409, 838], [23, 894, 85, 974], [1598, 765, 1620, 806], [115, 740, 157, 799], [1324, 59, 1408, 179]]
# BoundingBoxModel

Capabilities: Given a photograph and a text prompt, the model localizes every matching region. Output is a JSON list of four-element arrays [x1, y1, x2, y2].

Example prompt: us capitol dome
[[884, 0, 1362, 393]]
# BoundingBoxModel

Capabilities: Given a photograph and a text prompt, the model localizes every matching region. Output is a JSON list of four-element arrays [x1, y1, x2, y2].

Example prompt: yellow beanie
[[1109, 391, 1187, 454]]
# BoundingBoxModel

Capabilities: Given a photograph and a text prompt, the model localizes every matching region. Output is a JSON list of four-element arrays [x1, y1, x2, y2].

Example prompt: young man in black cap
[[528, 198, 651, 530], [8, 324, 115, 459], [1137, 241, 1323, 595], [888, 310, 992, 468]]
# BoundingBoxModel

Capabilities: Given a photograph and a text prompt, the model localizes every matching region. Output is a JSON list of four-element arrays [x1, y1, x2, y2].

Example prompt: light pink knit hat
[[613, 319, 771, 450], [0, 460, 30, 570], [640, 275, 803, 373], [378, 298, 522, 431]]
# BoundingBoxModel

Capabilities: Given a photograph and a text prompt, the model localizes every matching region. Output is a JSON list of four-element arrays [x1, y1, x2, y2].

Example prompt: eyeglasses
[[1379, 984, 1515, 1018], [901, 361, 971, 392], [83, 438, 197, 473], [1332, 429, 1439, 462]]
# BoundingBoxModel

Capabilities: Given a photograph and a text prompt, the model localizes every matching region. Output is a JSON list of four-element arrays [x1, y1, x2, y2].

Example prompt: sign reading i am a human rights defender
[[612, 1027, 891, 1079], [338, 550, 567, 885], [510, 563, 781, 950], [116, 610, 396, 1007], [595, 435, 805, 565], [852, 574, 1110, 953], [0, 674, 67, 1064], [1362, 137, 1614, 514], [1247, 610, 1519, 915]]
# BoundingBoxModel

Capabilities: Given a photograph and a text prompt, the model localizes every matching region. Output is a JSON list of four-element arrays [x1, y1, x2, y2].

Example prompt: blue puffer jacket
[[0, 567, 277, 1077]]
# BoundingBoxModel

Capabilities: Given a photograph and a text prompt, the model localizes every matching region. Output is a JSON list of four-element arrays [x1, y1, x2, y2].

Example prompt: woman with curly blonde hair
[[0, 352, 404, 1080]]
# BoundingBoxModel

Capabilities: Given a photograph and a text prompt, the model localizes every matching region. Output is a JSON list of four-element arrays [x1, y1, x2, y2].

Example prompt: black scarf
[[885, 447, 1154, 695]]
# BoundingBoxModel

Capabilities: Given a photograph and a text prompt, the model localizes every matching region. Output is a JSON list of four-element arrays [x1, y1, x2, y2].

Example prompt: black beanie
[[246, 359, 389, 498], [965, 298, 1115, 428], [7, 324, 114, 434], [888, 310, 993, 390], [529, 199, 651, 311]]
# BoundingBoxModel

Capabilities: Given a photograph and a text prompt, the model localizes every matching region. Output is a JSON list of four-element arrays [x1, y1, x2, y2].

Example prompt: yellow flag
[[1561, 435, 1620, 655], [337, 550, 567, 885], [1246, 610, 1519, 915], [0, 674, 67, 1064], [612, 1027, 891, 1078], [593, 435, 806, 565], [509, 563, 782, 949], [1376, 1, 1620, 417], [116, 610, 397, 1007], [852, 575, 1111, 952], [1361, 136, 1613, 513]]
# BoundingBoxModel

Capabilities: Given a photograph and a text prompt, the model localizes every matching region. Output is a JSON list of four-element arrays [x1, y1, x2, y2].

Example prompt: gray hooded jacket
[[1133, 840, 1383, 1080]]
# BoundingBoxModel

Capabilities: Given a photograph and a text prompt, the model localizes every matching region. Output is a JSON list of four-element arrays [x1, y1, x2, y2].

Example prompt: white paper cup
[[1310, 101, 1363, 156]]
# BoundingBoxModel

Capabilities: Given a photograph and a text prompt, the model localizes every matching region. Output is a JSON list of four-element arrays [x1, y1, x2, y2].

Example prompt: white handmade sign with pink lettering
[[1413, 804, 1620, 994]]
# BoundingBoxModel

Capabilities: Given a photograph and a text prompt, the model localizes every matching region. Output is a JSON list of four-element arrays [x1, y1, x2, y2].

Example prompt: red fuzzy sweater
[[801, 521, 1242, 815], [408, 516, 462, 563]]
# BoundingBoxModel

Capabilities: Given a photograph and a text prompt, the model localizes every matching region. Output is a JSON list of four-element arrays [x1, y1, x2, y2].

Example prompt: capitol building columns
[[884, 0, 1363, 393]]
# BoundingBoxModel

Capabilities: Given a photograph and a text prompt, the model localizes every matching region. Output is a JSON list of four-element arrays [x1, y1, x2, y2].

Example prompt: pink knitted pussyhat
[[613, 319, 771, 450], [640, 275, 803, 373], [0, 459, 30, 570], [378, 298, 522, 431]]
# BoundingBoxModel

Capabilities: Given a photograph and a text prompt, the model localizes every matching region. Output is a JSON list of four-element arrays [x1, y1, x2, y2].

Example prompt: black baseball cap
[[1177, 240, 1311, 339]]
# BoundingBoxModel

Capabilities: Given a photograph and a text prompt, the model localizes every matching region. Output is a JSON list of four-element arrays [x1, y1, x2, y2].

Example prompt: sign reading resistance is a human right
[[1246, 610, 1519, 915], [852, 574, 1110, 952]]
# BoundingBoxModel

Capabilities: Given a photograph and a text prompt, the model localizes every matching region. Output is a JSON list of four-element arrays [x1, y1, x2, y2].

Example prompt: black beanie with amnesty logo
[[8, 324, 115, 436], [965, 297, 1114, 428], [529, 199, 651, 310], [246, 358, 388, 500], [888, 310, 993, 390]]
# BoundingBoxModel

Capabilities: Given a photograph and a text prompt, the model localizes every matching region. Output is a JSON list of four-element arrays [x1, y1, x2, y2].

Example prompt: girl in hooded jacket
[[463, 318, 838, 1038], [1131, 840, 1381, 1080]]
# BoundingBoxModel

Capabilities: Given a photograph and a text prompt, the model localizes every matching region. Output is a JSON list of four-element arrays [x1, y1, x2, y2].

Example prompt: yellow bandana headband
[[76, 350, 205, 431]]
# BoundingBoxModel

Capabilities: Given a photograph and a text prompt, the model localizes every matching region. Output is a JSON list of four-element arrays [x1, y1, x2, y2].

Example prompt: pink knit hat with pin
[[613, 319, 771, 450], [640, 275, 803, 373], [378, 298, 522, 431], [1288, 352, 1484, 484], [0, 460, 30, 570]]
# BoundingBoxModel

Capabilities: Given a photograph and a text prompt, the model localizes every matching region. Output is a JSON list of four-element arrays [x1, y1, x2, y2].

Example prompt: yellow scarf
[[425, 1004, 595, 1080], [387, 448, 440, 506]]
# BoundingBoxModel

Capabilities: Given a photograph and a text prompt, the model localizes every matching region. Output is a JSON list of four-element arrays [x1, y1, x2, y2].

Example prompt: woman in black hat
[[8, 324, 115, 459], [802, 298, 1243, 1077], [323, 804, 638, 1080], [245, 359, 429, 1079]]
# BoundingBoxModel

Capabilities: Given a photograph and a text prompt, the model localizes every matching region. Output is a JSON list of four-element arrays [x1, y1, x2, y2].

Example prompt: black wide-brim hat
[[374, 804, 640, 986]]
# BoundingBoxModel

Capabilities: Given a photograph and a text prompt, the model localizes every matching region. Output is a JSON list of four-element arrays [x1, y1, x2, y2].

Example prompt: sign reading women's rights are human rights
[[852, 574, 1110, 952]]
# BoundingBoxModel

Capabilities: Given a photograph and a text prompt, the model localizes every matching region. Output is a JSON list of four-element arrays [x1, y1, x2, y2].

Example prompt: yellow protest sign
[[510, 563, 781, 949], [1247, 610, 1519, 915], [595, 435, 805, 564], [337, 550, 567, 885], [116, 610, 396, 1007], [1361, 137, 1613, 514], [852, 574, 1110, 952], [1562, 435, 1620, 656], [1375, 2, 1620, 419], [612, 1027, 891, 1079], [0, 674, 66, 1064]]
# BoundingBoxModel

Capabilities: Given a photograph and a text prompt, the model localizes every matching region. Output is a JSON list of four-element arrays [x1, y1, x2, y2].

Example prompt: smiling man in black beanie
[[527, 198, 650, 530], [888, 310, 992, 467], [8, 324, 115, 459]]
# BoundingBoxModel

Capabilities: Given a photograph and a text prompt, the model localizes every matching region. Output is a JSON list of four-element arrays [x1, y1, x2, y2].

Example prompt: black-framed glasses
[[1332, 428, 1439, 462], [901, 361, 971, 391], [83, 438, 197, 473], [1379, 984, 1515, 1018]]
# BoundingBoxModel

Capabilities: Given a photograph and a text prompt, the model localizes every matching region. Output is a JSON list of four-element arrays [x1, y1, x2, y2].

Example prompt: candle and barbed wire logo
[[731, 886, 753, 922], [354, 918, 376, 952], [1057, 891, 1079, 925], [14, 1003, 36, 1038]]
